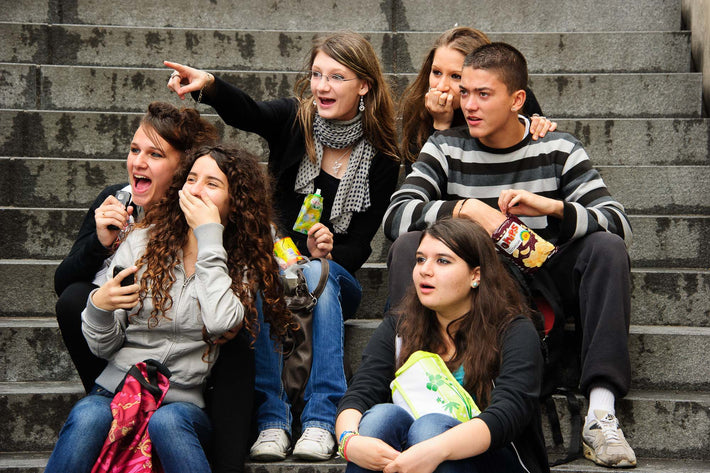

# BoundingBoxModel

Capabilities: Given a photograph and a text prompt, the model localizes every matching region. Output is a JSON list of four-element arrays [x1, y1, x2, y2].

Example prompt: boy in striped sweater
[[383, 42, 636, 468]]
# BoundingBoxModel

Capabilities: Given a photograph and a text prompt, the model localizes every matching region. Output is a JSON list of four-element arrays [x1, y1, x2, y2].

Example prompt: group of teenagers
[[46, 27, 637, 473]]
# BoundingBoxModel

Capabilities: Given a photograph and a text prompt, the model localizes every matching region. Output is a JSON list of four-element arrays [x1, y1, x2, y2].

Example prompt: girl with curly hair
[[336, 218, 548, 473], [45, 146, 290, 473], [165, 31, 400, 461]]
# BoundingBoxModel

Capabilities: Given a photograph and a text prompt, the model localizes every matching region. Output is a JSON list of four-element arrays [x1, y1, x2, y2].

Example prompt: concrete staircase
[[1, 0, 709, 471]]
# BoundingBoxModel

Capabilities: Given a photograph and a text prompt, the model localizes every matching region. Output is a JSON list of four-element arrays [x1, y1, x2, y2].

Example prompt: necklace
[[331, 147, 351, 176]]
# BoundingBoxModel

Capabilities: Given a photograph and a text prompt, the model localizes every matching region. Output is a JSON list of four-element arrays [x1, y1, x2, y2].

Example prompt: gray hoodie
[[82, 223, 245, 408]]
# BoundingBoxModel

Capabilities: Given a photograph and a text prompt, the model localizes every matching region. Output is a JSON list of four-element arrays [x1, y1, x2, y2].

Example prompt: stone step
[[4, 158, 706, 214], [3, 0, 680, 32], [2, 111, 709, 166], [0, 455, 708, 473], [1, 209, 707, 268], [3, 255, 708, 327], [343, 320, 710, 390], [2, 259, 708, 327], [1, 65, 703, 118], [3, 316, 709, 391], [1, 23, 691, 74], [2, 378, 707, 461]]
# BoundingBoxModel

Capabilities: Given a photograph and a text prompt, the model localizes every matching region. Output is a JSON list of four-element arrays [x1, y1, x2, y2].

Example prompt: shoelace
[[300, 428, 329, 443], [597, 415, 622, 444], [259, 430, 286, 443]]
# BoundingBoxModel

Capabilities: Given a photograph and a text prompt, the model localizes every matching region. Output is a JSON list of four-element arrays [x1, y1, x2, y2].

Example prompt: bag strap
[[548, 387, 583, 466], [308, 258, 330, 299]]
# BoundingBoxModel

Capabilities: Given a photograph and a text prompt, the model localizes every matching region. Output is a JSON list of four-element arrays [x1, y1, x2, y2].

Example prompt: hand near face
[[179, 190, 222, 230], [529, 115, 557, 140], [95, 195, 133, 248], [498, 189, 564, 219], [345, 435, 401, 472], [425, 89, 456, 130], [164, 60, 214, 100], [92, 266, 140, 312], [306, 223, 333, 258]]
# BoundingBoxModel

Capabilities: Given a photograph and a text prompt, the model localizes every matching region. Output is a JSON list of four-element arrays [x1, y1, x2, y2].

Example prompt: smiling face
[[429, 46, 466, 109], [413, 234, 480, 323], [459, 66, 526, 148], [182, 155, 231, 225], [310, 51, 370, 121], [126, 125, 182, 209]]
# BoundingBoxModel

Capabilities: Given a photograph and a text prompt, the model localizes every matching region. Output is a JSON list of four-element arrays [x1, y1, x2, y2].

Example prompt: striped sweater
[[383, 120, 632, 247]]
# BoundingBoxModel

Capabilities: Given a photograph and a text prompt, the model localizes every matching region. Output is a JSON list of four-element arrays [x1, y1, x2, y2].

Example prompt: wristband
[[338, 430, 357, 444], [338, 431, 359, 460]]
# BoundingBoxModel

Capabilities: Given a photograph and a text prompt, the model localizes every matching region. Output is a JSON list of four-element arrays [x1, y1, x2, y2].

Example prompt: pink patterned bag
[[91, 360, 171, 473]]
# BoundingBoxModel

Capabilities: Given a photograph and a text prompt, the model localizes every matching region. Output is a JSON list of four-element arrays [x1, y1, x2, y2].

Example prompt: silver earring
[[313, 99, 317, 106], [358, 96, 365, 112]]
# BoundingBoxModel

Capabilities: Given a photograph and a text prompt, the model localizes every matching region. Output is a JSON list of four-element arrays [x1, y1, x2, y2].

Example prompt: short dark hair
[[463, 42, 528, 94]]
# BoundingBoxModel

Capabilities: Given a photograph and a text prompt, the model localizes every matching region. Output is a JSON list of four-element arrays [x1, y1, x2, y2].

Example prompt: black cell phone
[[108, 190, 132, 230], [113, 265, 135, 287]]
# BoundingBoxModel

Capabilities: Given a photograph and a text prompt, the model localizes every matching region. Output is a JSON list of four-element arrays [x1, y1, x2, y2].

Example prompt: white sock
[[587, 387, 615, 423]]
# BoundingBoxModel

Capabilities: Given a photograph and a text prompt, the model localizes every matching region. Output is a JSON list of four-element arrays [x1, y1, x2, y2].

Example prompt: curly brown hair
[[393, 218, 530, 408], [133, 145, 291, 347]]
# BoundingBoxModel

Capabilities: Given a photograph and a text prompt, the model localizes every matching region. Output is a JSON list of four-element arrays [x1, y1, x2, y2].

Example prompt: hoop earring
[[358, 96, 365, 112]]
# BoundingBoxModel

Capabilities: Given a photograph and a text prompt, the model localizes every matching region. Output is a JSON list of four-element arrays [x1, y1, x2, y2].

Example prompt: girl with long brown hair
[[46, 146, 290, 473], [164, 31, 400, 461], [399, 26, 556, 164], [336, 218, 548, 473]]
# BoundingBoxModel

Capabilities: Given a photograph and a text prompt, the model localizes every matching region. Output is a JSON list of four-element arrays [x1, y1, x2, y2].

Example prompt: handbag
[[281, 258, 329, 413], [91, 359, 171, 473], [390, 350, 480, 423]]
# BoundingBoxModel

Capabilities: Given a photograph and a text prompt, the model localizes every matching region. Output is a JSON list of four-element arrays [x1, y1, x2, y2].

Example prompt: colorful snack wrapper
[[491, 214, 557, 273]]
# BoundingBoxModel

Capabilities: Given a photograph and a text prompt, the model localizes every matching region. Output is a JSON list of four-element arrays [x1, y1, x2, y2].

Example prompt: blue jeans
[[45, 385, 213, 473], [254, 259, 361, 435], [346, 404, 526, 473]]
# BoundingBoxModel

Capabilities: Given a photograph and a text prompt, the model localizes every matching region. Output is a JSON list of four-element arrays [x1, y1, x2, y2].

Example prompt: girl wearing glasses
[[166, 31, 400, 463]]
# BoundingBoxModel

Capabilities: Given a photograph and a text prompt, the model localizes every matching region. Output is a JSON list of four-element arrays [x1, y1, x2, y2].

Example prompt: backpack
[[505, 260, 583, 466], [91, 359, 172, 473]]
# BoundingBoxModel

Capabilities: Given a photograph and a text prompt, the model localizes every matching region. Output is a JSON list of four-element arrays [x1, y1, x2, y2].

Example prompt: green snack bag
[[293, 189, 323, 234]]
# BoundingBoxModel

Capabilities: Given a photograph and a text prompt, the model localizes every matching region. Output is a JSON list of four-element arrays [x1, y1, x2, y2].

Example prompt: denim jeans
[[254, 259, 361, 435], [45, 385, 213, 473], [346, 404, 526, 473]]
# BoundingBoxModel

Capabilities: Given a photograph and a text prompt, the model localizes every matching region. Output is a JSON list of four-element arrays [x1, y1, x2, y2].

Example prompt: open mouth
[[133, 175, 152, 193], [318, 98, 336, 106]]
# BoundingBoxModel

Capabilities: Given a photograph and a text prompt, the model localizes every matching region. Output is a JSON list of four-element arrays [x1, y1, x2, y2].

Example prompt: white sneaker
[[249, 429, 290, 461], [292, 427, 335, 460], [582, 410, 637, 468]]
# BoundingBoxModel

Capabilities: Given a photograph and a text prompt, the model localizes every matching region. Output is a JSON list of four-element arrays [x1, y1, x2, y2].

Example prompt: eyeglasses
[[309, 71, 358, 84]]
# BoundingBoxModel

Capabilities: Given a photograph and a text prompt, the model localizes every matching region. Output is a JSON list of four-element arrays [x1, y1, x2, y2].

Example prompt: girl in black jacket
[[336, 218, 549, 473]]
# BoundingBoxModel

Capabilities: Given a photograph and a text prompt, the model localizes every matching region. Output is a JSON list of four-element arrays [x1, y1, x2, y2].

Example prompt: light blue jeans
[[45, 385, 212, 473], [254, 259, 361, 435], [346, 404, 526, 473]]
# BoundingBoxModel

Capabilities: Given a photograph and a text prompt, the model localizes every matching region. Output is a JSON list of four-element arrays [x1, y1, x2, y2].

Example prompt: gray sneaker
[[582, 410, 637, 468], [249, 429, 290, 461], [292, 427, 335, 460]]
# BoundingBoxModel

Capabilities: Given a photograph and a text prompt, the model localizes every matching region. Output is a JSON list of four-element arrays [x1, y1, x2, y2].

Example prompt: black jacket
[[338, 314, 550, 473]]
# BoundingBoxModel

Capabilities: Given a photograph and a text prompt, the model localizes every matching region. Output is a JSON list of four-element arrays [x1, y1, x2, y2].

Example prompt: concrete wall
[[682, 0, 710, 114]]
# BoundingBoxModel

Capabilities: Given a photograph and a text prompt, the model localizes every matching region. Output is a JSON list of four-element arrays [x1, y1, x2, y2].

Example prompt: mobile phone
[[108, 190, 132, 230], [113, 265, 135, 287]]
